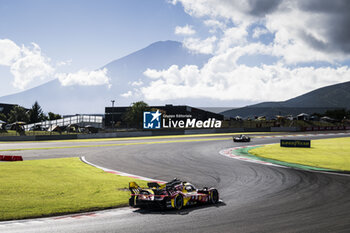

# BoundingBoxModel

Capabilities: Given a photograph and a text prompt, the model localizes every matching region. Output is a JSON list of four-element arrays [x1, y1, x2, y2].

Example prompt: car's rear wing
[[147, 182, 160, 189], [129, 182, 141, 194]]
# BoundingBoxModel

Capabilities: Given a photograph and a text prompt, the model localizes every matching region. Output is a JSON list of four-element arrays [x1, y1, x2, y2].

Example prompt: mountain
[[221, 81, 350, 118], [2, 40, 349, 117], [0, 41, 210, 114], [199, 107, 235, 114]]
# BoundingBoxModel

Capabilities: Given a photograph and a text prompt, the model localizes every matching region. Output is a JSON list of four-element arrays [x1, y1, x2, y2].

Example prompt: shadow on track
[[132, 201, 226, 216]]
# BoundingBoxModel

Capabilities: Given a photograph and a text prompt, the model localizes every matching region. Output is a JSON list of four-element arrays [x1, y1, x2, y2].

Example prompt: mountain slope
[[0, 41, 210, 114], [222, 81, 350, 118]]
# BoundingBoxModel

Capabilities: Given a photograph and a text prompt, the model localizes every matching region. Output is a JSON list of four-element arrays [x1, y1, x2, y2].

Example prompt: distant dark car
[[233, 134, 251, 142]]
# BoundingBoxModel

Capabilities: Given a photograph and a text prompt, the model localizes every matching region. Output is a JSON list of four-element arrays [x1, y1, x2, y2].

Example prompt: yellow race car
[[129, 178, 219, 210]]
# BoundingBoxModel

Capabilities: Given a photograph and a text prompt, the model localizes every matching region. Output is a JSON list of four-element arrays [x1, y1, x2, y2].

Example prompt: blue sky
[[1, 0, 350, 105], [0, 0, 197, 95], [0, 0, 190, 66]]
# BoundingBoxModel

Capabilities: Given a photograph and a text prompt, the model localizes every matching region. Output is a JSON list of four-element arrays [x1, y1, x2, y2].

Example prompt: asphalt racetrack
[[1, 132, 350, 233]]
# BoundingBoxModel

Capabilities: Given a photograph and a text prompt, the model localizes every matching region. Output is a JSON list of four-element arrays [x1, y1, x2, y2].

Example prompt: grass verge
[[249, 137, 350, 171], [0, 157, 147, 221]]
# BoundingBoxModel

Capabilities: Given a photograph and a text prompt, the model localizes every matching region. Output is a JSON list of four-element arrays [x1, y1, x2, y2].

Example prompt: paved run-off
[[249, 137, 350, 172]]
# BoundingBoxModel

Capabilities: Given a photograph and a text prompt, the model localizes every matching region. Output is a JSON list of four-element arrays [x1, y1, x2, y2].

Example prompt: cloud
[[175, 25, 196, 35], [140, 0, 350, 104], [0, 38, 111, 90], [263, 1, 350, 63], [0, 40, 55, 90], [0, 39, 21, 66], [171, 0, 266, 26], [172, 0, 350, 63], [0, 39, 56, 90], [171, 0, 280, 22], [143, 68, 164, 79], [246, 0, 282, 17], [217, 26, 248, 53], [121, 91, 133, 98], [142, 57, 350, 102], [183, 36, 217, 54], [56, 59, 72, 67], [56, 68, 111, 87], [297, 0, 350, 53], [204, 19, 227, 33], [130, 80, 143, 86], [252, 27, 269, 39], [10, 43, 55, 90]]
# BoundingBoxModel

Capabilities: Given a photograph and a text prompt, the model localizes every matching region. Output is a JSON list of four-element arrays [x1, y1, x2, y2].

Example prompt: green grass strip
[[0, 157, 147, 221], [246, 137, 350, 172], [234, 147, 334, 171]]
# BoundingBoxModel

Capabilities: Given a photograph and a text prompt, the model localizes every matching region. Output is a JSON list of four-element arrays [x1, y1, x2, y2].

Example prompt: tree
[[0, 113, 7, 122], [8, 106, 29, 123], [28, 101, 46, 123], [123, 101, 149, 128], [324, 109, 349, 121], [48, 112, 62, 120]]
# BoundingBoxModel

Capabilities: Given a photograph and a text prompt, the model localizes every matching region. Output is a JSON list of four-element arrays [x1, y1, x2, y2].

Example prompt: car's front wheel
[[210, 189, 219, 204]]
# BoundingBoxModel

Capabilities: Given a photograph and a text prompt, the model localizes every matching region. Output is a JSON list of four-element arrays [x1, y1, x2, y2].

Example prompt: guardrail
[[24, 115, 103, 131]]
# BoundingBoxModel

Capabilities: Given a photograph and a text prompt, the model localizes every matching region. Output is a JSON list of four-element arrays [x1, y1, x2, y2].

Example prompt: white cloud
[[143, 68, 165, 79], [171, 0, 258, 26], [11, 44, 54, 90], [130, 80, 143, 86], [56, 68, 111, 87], [56, 59, 72, 67], [183, 36, 217, 54], [204, 19, 227, 33], [142, 60, 350, 102], [217, 26, 248, 53], [0, 39, 21, 66], [121, 91, 133, 98], [172, 0, 350, 63], [141, 0, 350, 104], [252, 27, 269, 39], [0, 38, 112, 90], [0, 39, 56, 90], [175, 25, 196, 35]]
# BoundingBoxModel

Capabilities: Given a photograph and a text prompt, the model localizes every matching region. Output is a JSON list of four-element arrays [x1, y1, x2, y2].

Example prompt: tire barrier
[[0, 155, 23, 161]]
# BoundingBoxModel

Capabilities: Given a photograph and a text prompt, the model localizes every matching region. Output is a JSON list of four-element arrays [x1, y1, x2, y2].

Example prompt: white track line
[[219, 145, 285, 168], [80, 156, 166, 183]]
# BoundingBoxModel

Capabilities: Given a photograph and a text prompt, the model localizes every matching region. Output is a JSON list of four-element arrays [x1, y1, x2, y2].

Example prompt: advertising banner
[[280, 139, 311, 148]]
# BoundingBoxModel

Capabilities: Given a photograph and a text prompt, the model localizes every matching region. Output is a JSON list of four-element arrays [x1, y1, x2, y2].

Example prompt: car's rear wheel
[[129, 197, 135, 207], [210, 189, 219, 204], [174, 194, 183, 210]]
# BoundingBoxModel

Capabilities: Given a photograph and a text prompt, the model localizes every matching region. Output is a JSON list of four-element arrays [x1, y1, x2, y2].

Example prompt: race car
[[233, 134, 251, 142], [129, 178, 219, 210]]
